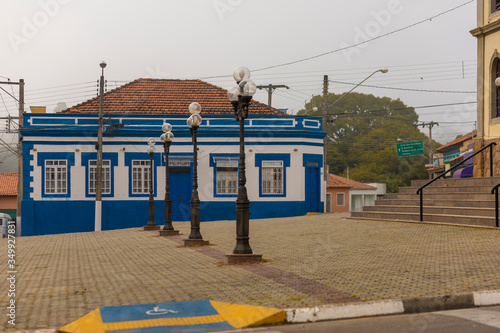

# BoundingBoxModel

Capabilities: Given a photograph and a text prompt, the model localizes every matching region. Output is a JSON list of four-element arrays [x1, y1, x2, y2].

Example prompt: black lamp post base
[[183, 238, 210, 247], [159, 229, 180, 236], [143, 225, 161, 231], [224, 253, 263, 265]]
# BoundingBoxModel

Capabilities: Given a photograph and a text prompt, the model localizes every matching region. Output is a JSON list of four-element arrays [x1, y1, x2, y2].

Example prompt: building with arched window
[[471, 0, 500, 176]]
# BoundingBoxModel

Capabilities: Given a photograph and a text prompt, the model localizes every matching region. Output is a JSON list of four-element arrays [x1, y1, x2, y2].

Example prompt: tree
[[53, 102, 67, 113], [298, 92, 436, 192]]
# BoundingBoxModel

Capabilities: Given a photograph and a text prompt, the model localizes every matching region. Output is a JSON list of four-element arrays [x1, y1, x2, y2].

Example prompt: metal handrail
[[416, 142, 496, 221], [491, 183, 500, 228]]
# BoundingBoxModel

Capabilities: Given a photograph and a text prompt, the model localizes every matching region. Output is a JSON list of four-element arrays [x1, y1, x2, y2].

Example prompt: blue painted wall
[[22, 199, 313, 235], [20, 114, 326, 236], [22, 201, 95, 236]]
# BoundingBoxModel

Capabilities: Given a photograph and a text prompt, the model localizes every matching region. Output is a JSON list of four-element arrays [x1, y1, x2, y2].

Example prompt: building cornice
[[471, 19, 500, 37]]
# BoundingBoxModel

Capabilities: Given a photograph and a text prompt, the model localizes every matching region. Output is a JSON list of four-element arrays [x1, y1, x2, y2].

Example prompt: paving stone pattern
[[3, 213, 500, 331]]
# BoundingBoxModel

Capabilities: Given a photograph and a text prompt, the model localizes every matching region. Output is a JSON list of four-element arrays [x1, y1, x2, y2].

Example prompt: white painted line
[[285, 300, 405, 323], [436, 308, 500, 329], [474, 290, 500, 306], [95, 201, 102, 232]]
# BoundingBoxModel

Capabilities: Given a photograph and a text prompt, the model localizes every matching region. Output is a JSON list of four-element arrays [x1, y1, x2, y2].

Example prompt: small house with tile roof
[[327, 174, 384, 212], [20, 79, 326, 236], [435, 131, 476, 164], [434, 131, 476, 179], [0, 173, 17, 219]]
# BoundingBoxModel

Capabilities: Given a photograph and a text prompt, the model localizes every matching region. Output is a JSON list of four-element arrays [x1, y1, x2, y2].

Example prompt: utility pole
[[416, 121, 439, 167], [0, 116, 19, 133], [17, 80, 24, 232], [322, 75, 328, 181], [256, 84, 289, 107], [95, 62, 106, 232], [0, 79, 23, 233]]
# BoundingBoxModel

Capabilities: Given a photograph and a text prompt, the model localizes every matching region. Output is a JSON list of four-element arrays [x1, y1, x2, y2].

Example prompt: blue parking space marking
[[100, 300, 218, 323]]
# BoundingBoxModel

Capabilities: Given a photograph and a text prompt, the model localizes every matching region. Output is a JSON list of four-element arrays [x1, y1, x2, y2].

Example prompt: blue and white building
[[19, 79, 326, 236]]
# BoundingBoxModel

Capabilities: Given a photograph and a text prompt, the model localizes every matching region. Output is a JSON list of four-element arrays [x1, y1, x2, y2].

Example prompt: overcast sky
[[0, 0, 478, 146]]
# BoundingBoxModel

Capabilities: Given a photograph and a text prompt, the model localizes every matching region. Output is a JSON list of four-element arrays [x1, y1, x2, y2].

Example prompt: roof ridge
[[61, 78, 151, 113], [59, 78, 284, 115], [328, 174, 377, 189], [436, 130, 477, 152]]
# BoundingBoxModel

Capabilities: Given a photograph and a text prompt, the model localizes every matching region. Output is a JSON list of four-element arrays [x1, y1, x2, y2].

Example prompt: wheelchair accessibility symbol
[[146, 306, 179, 315]]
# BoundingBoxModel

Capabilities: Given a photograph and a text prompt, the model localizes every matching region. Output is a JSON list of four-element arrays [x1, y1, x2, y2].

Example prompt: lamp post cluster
[[144, 67, 261, 263], [143, 103, 208, 247]]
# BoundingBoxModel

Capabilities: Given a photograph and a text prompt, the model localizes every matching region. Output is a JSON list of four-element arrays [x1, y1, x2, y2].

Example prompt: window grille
[[216, 160, 238, 194], [132, 160, 151, 194], [45, 160, 67, 194], [89, 160, 111, 194], [262, 161, 283, 194]]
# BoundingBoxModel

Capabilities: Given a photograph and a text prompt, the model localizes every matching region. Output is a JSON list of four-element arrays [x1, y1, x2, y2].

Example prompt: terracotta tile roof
[[61, 79, 284, 115], [328, 174, 376, 190], [427, 166, 445, 173], [0, 173, 17, 196], [436, 130, 476, 152]]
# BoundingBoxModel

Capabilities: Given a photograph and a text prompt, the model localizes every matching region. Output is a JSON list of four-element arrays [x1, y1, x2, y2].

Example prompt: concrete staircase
[[350, 176, 500, 227]]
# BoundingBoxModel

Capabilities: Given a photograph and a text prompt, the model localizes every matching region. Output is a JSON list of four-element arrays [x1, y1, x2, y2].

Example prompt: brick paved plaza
[[3, 213, 500, 331]]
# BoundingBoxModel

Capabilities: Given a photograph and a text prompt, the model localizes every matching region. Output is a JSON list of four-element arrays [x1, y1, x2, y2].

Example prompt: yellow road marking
[[103, 314, 225, 330]]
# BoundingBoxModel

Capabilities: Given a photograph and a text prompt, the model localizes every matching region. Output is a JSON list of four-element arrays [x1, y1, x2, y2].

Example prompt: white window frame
[[131, 160, 152, 194], [261, 160, 284, 195], [88, 160, 111, 195], [45, 160, 68, 195], [216, 160, 238, 195], [336, 193, 345, 206]]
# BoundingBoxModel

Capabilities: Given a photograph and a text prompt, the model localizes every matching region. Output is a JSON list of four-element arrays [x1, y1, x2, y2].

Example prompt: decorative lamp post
[[225, 66, 262, 264], [183, 102, 209, 246], [144, 138, 160, 230], [159, 123, 180, 236]]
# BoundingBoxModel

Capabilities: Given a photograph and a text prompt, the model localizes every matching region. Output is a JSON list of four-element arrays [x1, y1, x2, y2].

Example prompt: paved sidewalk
[[3, 213, 500, 331]]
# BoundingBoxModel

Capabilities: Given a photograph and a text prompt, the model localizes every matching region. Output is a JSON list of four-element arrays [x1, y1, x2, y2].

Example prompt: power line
[[323, 101, 477, 116], [329, 80, 476, 94], [27, 81, 95, 92], [251, 1, 474, 73]]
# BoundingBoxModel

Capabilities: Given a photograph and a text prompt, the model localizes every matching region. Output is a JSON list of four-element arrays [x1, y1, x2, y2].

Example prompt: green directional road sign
[[396, 140, 424, 157]]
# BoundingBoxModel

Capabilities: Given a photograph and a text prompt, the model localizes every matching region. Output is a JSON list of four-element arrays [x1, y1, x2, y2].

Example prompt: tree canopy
[[298, 92, 437, 192]]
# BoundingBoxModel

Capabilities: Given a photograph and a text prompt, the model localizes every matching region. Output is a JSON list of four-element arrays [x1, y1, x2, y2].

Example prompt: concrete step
[[350, 211, 497, 227], [386, 192, 494, 201], [399, 185, 495, 194], [411, 176, 500, 188], [376, 199, 496, 208], [364, 205, 495, 217], [356, 176, 500, 228]]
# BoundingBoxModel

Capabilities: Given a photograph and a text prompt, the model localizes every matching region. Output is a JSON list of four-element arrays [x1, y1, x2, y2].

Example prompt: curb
[[16, 291, 500, 332], [285, 290, 500, 323]]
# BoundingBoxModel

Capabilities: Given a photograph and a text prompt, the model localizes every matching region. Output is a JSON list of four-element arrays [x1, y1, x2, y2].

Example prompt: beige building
[[471, 1, 500, 176], [326, 174, 386, 213]]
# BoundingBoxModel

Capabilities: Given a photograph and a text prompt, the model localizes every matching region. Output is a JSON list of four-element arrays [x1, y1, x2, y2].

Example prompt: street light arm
[[329, 68, 388, 107], [422, 145, 440, 160]]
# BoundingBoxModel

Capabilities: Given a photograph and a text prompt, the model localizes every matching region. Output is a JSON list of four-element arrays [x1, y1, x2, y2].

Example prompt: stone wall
[[473, 138, 500, 177]]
